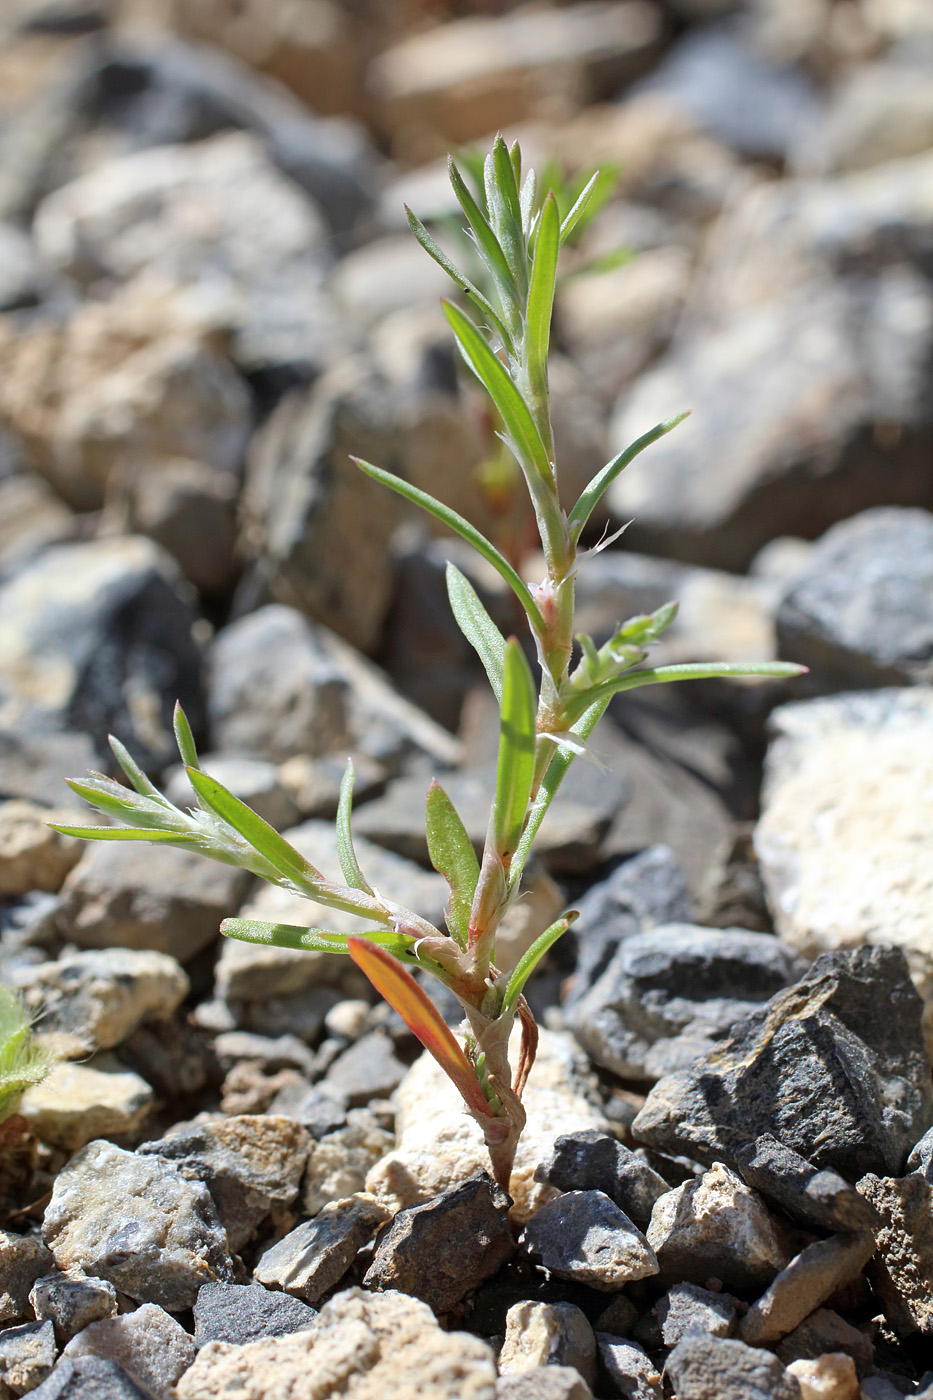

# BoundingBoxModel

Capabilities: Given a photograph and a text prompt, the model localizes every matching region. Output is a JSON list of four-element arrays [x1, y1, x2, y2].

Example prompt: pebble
[[656, 1282, 738, 1345], [786, 1354, 859, 1400], [856, 1172, 933, 1335], [594, 1336, 663, 1400], [29, 1273, 117, 1347], [364, 1174, 515, 1315], [496, 1367, 593, 1400], [0, 1319, 57, 1394], [0, 802, 81, 897], [775, 1310, 874, 1377], [28, 1354, 151, 1398], [522, 1190, 659, 1291], [633, 947, 933, 1181], [740, 1232, 877, 1345], [646, 1163, 791, 1291], [569, 924, 804, 1081], [19, 1056, 154, 1152], [907, 1128, 933, 1182], [755, 690, 933, 1042], [665, 1334, 803, 1400], [0, 1232, 55, 1326], [192, 1283, 316, 1349], [322, 1030, 408, 1107], [62, 1305, 196, 1399], [42, 1141, 233, 1311], [775, 508, 933, 690], [57, 837, 251, 966], [498, 1302, 595, 1386], [177, 1286, 497, 1400], [365, 1027, 611, 1223], [13, 949, 189, 1056], [301, 1112, 394, 1217], [138, 1114, 311, 1252], [533, 1130, 671, 1230], [252, 1193, 389, 1305], [732, 1135, 881, 1235]]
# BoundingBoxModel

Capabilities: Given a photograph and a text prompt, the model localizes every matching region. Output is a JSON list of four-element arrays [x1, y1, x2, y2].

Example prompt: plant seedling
[[53, 138, 804, 1189]]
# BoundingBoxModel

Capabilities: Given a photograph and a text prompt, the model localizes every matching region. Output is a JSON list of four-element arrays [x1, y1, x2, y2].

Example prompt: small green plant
[[53, 138, 803, 1188], [0, 985, 55, 1124]]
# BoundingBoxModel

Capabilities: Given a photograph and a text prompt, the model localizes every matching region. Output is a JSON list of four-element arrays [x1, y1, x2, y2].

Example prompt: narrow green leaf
[[485, 136, 525, 291], [336, 759, 373, 896], [48, 824, 199, 845], [501, 910, 578, 1017], [508, 696, 610, 894], [559, 171, 599, 245], [443, 301, 552, 482], [220, 919, 418, 962], [404, 205, 513, 352], [425, 779, 480, 948], [493, 639, 538, 862], [568, 413, 689, 544], [348, 937, 495, 1121], [509, 139, 522, 190], [519, 169, 536, 239], [445, 563, 507, 702], [613, 601, 679, 649], [448, 155, 518, 323], [173, 702, 200, 771], [65, 778, 157, 821], [353, 458, 545, 632], [566, 661, 808, 719], [525, 192, 560, 402], [108, 736, 163, 800], [185, 767, 327, 891]]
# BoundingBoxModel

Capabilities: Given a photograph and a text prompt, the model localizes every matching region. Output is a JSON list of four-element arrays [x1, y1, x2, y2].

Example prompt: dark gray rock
[[775, 1308, 874, 1377], [29, 1272, 118, 1346], [633, 23, 822, 161], [570, 924, 805, 1081], [0, 1319, 56, 1394], [42, 1141, 234, 1311], [633, 947, 933, 1180], [666, 1335, 802, 1400], [266, 1081, 349, 1138], [363, 1174, 514, 1315], [322, 1031, 408, 1108], [595, 1336, 663, 1400], [857, 1172, 933, 1336], [0, 1232, 55, 1327], [138, 1114, 311, 1252], [776, 507, 933, 690], [908, 1128, 933, 1182], [55, 840, 250, 964], [522, 1191, 658, 1292], [29, 1355, 151, 1400], [740, 1232, 876, 1345], [564, 846, 693, 1007], [533, 1130, 669, 1231], [252, 1193, 388, 1305], [0, 537, 203, 770], [496, 1367, 593, 1400], [119, 1018, 214, 1102], [732, 1135, 881, 1234], [0, 224, 39, 311], [656, 1283, 738, 1346], [193, 1282, 316, 1348]]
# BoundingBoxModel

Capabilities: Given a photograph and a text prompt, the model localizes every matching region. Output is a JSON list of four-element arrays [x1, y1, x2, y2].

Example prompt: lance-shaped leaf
[[353, 458, 544, 631], [443, 301, 552, 484], [221, 919, 420, 964], [559, 170, 599, 245], [446, 562, 507, 702], [347, 938, 495, 1121], [425, 779, 479, 948], [501, 910, 578, 1018], [64, 775, 163, 824], [562, 660, 809, 724], [485, 136, 525, 294], [336, 759, 373, 895], [108, 736, 163, 801], [525, 192, 559, 407], [568, 412, 689, 545], [173, 702, 201, 771], [492, 639, 538, 863], [49, 823, 202, 846], [405, 205, 513, 352], [447, 155, 518, 330]]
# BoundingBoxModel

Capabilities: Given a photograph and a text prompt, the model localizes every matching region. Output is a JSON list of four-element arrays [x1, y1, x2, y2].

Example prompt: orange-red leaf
[[347, 937, 493, 1120]]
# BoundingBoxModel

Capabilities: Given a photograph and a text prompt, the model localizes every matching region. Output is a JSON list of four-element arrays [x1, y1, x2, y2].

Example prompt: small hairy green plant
[[54, 139, 803, 1188], [0, 984, 55, 1123]]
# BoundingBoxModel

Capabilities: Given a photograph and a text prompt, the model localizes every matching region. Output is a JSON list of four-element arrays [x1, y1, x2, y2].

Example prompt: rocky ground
[[1, 0, 933, 1397]]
